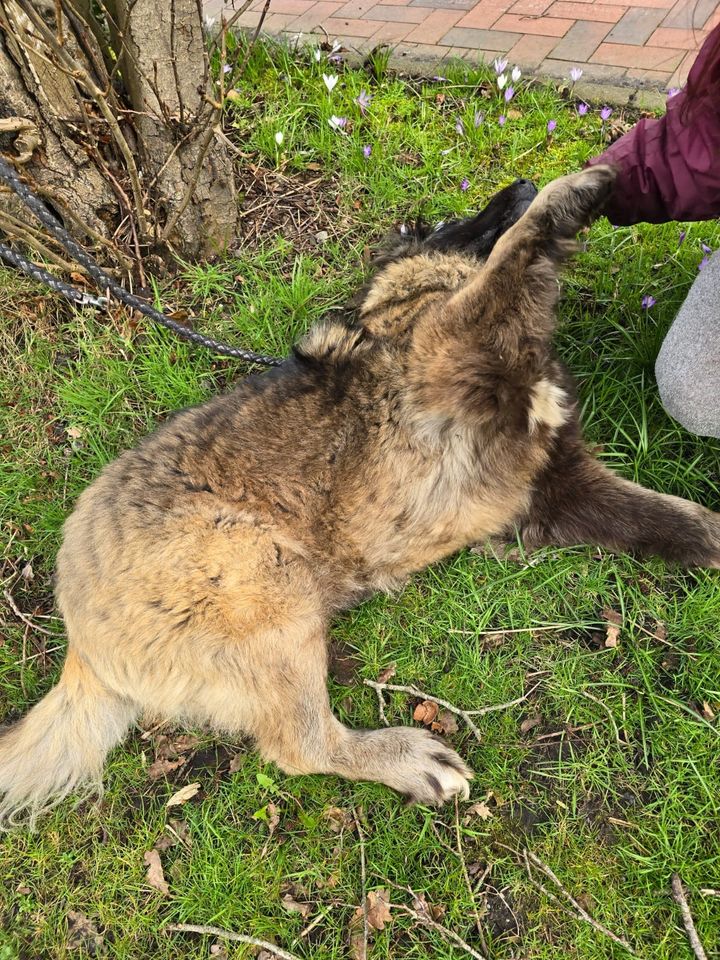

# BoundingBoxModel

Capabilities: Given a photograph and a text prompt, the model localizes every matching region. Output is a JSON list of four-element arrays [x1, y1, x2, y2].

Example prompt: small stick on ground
[[454, 798, 488, 953], [353, 806, 369, 960], [364, 680, 539, 743], [390, 900, 488, 960], [525, 850, 638, 956], [671, 873, 708, 960], [165, 924, 301, 960], [3, 589, 53, 635]]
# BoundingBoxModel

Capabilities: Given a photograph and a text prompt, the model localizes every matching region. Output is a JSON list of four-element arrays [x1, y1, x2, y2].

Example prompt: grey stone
[[655, 249, 720, 438]]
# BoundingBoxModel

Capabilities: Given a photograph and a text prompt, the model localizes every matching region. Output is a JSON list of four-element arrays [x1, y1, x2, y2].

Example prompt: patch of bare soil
[[234, 162, 355, 255]]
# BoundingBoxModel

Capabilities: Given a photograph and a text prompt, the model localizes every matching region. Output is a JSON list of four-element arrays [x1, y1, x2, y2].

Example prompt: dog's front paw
[[393, 729, 473, 805]]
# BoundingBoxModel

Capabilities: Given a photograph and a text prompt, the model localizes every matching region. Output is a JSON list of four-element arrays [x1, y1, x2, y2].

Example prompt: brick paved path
[[207, 0, 718, 89]]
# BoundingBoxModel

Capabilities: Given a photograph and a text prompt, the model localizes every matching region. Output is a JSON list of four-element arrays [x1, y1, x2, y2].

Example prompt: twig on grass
[[166, 924, 302, 960], [524, 850, 638, 956], [671, 873, 708, 960], [3, 589, 54, 635], [364, 679, 540, 743], [390, 900, 488, 960], [454, 798, 488, 952], [353, 806, 369, 960]]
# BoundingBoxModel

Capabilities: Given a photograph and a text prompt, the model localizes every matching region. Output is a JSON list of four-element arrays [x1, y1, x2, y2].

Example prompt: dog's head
[[372, 178, 539, 267]]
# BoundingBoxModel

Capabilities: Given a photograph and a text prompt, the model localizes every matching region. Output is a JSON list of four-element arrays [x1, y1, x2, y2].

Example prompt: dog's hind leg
[[223, 619, 472, 805], [516, 433, 720, 567]]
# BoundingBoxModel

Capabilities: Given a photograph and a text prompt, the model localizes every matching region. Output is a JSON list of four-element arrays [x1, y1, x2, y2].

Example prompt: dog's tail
[[0, 647, 136, 829]]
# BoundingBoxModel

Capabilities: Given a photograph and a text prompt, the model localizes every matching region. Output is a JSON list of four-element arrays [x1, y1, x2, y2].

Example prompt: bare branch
[[166, 924, 302, 960], [364, 679, 541, 742], [353, 806, 369, 960], [671, 874, 708, 960], [525, 850, 638, 956], [3, 589, 54, 636], [390, 900, 488, 960]]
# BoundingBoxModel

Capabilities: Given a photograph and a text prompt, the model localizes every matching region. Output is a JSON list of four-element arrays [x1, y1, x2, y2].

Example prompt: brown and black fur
[[1, 167, 719, 827]]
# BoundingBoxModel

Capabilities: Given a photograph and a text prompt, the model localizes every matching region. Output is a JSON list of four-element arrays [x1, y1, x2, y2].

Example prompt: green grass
[[2, 38, 720, 959]]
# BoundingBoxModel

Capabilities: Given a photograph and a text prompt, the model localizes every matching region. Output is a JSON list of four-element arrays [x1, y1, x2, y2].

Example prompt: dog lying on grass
[[2, 166, 719, 827]]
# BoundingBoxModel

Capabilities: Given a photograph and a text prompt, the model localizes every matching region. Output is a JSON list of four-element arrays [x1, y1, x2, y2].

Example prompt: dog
[[2, 166, 719, 828]]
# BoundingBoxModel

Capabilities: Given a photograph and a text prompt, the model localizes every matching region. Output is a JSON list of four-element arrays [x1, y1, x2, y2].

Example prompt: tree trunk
[[0, 0, 239, 265]]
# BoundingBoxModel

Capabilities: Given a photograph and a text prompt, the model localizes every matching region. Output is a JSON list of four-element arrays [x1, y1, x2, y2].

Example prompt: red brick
[[548, 1, 627, 22], [368, 18, 414, 38], [440, 24, 522, 47], [324, 16, 387, 34], [550, 19, 610, 57], [614, 0, 672, 6], [250, 0, 313, 12], [405, 8, 464, 41], [507, 32, 558, 65], [264, 10, 305, 27], [667, 48, 697, 85], [508, 0, 552, 14], [288, 0, 343, 28], [335, 0, 377, 17], [494, 12, 573, 33], [454, 1, 510, 29], [363, 4, 429, 20], [376, 0, 412, 5], [647, 26, 707, 47], [591, 39, 685, 67]]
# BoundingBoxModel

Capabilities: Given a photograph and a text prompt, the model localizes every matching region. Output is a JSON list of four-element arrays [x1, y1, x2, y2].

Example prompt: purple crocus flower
[[678, 230, 686, 245], [498, 114, 506, 126], [577, 102, 588, 116], [600, 106, 613, 121], [455, 118, 465, 136], [569, 67, 583, 83], [701, 243, 712, 254], [474, 110, 485, 127], [641, 294, 656, 309], [493, 57, 508, 74], [460, 178, 470, 192], [432, 75, 448, 82], [356, 89, 372, 114], [699, 256, 709, 271], [362, 144, 372, 158], [667, 87, 681, 98], [547, 119, 556, 133], [504, 86, 514, 103], [328, 115, 347, 131]]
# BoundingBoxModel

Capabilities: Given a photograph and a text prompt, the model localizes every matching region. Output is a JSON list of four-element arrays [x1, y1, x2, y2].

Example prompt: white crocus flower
[[511, 66, 521, 82], [323, 73, 338, 92], [497, 73, 507, 90], [274, 132, 284, 146]]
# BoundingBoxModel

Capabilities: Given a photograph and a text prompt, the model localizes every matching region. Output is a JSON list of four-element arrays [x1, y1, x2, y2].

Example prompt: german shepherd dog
[[2, 167, 719, 827]]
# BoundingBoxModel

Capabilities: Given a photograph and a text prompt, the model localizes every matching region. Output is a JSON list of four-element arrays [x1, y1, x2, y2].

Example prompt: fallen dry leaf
[[602, 608, 622, 648], [228, 754, 244, 774], [67, 910, 104, 954], [166, 781, 200, 808], [348, 910, 367, 960], [366, 889, 392, 931], [465, 801, 493, 822], [520, 714, 542, 734], [155, 733, 200, 759], [377, 662, 397, 684], [281, 891, 311, 918], [147, 757, 186, 780], [413, 700, 439, 725], [143, 849, 169, 896], [702, 702, 716, 721], [431, 710, 459, 735], [323, 806, 355, 833]]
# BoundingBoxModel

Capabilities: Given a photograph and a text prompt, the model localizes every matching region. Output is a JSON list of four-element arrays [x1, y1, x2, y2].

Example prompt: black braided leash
[[0, 154, 283, 366]]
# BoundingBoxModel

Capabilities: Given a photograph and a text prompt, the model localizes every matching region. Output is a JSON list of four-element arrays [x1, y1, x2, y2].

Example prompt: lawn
[[1, 37, 719, 960]]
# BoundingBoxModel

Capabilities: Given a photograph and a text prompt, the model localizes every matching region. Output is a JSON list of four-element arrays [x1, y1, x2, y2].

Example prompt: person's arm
[[586, 24, 720, 226]]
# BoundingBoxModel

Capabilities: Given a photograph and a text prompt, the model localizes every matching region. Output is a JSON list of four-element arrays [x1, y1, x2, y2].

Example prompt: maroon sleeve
[[586, 24, 720, 226]]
